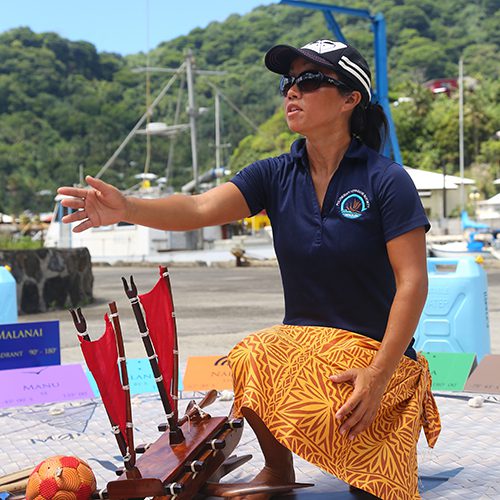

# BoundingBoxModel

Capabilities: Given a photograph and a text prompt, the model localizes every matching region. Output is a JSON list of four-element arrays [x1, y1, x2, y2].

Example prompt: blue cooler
[[414, 257, 490, 360], [0, 265, 17, 324]]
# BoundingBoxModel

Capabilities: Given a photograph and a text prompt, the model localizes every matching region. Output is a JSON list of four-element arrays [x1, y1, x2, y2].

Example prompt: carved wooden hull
[[104, 417, 243, 499]]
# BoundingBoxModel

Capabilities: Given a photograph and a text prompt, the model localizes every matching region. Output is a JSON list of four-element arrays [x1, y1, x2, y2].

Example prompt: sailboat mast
[[186, 50, 199, 194], [215, 90, 221, 171], [166, 73, 185, 185], [95, 63, 186, 180]]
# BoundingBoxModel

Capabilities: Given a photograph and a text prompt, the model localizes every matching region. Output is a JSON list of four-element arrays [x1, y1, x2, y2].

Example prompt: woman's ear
[[343, 91, 362, 111]]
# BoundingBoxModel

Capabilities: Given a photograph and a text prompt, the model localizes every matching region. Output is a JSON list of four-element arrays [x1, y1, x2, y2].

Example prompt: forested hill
[[1, 0, 499, 214]]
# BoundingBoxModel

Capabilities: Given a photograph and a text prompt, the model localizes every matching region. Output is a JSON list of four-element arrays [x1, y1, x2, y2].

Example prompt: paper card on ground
[[85, 358, 183, 396], [0, 320, 60, 370], [0, 364, 94, 408], [422, 352, 477, 391], [183, 355, 232, 392], [463, 354, 500, 394]]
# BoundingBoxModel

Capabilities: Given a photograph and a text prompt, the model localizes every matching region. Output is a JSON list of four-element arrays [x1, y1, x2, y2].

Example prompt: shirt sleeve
[[377, 164, 431, 242], [229, 159, 272, 216]]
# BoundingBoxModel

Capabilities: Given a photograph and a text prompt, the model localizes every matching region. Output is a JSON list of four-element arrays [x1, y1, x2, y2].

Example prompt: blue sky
[[1, 1, 279, 55]]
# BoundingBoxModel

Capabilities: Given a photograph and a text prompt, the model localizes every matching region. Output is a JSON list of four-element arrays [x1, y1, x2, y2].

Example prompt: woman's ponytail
[[350, 102, 389, 153]]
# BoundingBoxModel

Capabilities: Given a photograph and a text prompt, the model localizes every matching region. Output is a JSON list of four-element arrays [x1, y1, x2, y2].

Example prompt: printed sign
[[85, 358, 183, 396], [0, 364, 94, 408], [0, 320, 60, 370], [463, 355, 500, 394], [182, 355, 233, 392], [423, 352, 477, 391]]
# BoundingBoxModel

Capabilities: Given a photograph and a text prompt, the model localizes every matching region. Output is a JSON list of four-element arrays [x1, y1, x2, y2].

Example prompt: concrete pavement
[[23, 265, 287, 365], [20, 261, 500, 364]]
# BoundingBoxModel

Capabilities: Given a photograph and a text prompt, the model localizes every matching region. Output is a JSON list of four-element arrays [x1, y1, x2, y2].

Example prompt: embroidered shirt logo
[[336, 189, 370, 219]]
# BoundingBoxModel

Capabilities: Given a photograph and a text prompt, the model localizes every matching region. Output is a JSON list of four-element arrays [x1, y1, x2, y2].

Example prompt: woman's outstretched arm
[[58, 175, 251, 233]]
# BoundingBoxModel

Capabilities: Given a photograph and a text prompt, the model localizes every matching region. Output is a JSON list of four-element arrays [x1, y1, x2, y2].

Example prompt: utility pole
[[459, 56, 465, 212], [442, 161, 448, 234], [79, 164, 84, 186]]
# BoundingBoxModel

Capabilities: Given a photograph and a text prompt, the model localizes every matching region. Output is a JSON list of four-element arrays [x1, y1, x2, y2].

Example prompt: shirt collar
[[290, 136, 365, 167]]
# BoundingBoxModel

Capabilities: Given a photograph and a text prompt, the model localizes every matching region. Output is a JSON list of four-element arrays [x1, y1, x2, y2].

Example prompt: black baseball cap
[[265, 39, 372, 105]]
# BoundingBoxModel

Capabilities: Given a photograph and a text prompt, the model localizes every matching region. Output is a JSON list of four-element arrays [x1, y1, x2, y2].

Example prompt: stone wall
[[0, 248, 93, 314]]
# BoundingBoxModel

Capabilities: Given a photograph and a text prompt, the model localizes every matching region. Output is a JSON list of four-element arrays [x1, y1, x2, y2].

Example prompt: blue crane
[[280, 0, 402, 165]]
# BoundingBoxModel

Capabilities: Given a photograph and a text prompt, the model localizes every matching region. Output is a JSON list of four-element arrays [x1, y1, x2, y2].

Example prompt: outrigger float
[[71, 266, 312, 499]]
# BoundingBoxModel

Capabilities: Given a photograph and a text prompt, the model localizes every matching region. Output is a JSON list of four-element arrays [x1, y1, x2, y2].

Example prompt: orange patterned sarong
[[228, 325, 441, 500]]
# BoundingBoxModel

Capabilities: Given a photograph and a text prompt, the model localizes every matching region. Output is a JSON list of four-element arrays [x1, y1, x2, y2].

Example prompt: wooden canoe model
[[71, 266, 312, 499]]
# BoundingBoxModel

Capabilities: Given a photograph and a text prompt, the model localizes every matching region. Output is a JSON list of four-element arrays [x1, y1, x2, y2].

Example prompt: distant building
[[404, 167, 475, 219], [423, 78, 458, 96]]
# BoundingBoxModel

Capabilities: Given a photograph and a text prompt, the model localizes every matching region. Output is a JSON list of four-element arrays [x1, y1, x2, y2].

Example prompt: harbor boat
[[428, 240, 495, 260], [428, 211, 500, 260], [44, 187, 202, 263]]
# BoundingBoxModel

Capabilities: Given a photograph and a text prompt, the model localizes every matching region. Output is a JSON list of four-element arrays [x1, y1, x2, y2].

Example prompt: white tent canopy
[[476, 193, 500, 222], [478, 193, 500, 206], [404, 167, 475, 191]]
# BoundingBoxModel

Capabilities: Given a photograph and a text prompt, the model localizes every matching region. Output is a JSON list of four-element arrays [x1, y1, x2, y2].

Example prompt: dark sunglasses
[[279, 71, 349, 97]]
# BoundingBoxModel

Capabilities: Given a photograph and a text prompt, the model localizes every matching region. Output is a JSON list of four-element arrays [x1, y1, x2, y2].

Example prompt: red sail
[[79, 315, 128, 445], [139, 268, 175, 410]]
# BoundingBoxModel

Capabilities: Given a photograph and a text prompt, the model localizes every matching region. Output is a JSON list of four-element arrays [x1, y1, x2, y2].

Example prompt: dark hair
[[350, 102, 388, 152], [337, 82, 388, 152]]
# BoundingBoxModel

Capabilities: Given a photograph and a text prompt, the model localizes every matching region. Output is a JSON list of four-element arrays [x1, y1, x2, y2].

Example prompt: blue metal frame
[[279, 0, 402, 164]]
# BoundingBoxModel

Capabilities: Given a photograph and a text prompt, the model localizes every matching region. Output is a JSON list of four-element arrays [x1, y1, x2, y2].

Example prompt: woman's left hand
[[330, 366, 390, 440]]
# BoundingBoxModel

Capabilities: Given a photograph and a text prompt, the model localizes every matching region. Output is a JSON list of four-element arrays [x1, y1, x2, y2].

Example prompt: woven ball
[[26, 455, 96, 500]]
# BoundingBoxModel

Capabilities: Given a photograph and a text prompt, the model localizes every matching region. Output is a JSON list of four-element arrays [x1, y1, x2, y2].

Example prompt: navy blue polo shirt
[[230, 137, 429, 360]]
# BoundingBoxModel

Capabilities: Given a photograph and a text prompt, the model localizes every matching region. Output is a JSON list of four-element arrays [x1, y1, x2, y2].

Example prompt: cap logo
[[301, 40, 347, 54]]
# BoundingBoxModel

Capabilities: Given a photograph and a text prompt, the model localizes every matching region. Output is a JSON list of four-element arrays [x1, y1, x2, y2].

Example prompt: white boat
[[44, 185, 227, 264], [428, 240, 496, 260]]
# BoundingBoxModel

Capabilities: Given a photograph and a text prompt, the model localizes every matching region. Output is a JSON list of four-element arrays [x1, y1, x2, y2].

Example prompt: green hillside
[[0, 0, 499, 214]]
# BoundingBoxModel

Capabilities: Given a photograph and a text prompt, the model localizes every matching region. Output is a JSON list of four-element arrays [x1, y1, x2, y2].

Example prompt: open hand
[[330, 365, 389, 440], [57, 176, 128, 232]]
